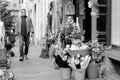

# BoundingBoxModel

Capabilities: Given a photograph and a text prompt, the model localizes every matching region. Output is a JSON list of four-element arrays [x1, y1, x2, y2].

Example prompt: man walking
[[15, 9, 34, 61]]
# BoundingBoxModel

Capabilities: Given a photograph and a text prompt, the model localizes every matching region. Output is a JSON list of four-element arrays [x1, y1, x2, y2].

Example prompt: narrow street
[[10, 43, 61, 80]]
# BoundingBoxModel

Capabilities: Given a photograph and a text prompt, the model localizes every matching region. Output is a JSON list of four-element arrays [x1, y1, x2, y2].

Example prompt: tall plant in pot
[[87, 40, 111, 79]]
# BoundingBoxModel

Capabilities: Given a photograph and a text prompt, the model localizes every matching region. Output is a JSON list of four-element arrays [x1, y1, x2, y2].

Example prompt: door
[[83, 0, 92, 42]]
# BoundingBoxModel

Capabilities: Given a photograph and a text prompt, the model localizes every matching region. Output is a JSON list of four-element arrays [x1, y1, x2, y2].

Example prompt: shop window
[[97, 0, 111, 45]]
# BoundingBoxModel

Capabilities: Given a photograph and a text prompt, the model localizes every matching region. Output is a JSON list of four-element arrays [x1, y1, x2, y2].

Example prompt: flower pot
[[73, 69, 86, 80], [60, 68, 71, 80], [87, 63, 99, 79]]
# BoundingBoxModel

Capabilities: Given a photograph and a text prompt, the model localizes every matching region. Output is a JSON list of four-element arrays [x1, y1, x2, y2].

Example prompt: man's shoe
[[24, 55, 29, 60], [19, 57, 24, 61]]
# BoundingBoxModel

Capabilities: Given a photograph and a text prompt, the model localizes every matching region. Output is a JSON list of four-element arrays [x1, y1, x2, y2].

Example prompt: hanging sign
[[65, 1, 75, 15]]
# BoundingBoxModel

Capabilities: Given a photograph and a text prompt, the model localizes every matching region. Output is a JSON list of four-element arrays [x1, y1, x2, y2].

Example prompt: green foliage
[[0, 0, 14, 30]]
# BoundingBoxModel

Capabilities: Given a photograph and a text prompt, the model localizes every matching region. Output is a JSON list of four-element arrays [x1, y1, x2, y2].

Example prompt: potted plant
[[87, 40, 111, 79], [54, 40, 91, 80], [54, 47, 72, 80], [71, 26, 85, 44], [67, 53, 91, 80]]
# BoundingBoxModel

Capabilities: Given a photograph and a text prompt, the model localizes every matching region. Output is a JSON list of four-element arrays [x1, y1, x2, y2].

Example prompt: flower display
[[0, 69, 14, 80], [67, 54, 91, 70], [65, 25, 74, 36], [54, 46, 91, 70], [87, 40, 111, 63], [71, 26, 85, 40]]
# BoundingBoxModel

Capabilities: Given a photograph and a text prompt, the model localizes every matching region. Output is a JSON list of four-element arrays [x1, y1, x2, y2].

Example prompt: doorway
[[83, 0, 92, 42]]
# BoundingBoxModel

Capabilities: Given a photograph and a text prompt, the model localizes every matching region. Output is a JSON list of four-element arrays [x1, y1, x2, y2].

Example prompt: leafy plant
[[0, 1, 14, 30], [87, 40, 111, 63], [71, 27, 85, 39]]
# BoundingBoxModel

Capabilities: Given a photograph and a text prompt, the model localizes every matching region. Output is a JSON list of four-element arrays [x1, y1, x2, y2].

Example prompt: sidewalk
[[10, 43, 106, 80], [10, 44, 61, 80]]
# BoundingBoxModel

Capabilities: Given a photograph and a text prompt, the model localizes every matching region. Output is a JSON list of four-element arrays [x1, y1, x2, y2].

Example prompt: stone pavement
[[10, 44, 61, 80]]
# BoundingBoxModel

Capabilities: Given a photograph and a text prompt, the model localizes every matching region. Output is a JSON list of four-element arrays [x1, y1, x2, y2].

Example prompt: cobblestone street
[[10, 44, 61, 80]]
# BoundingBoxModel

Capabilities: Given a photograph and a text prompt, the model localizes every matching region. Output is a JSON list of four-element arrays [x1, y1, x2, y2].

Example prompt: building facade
[[22, 0, 62, 46], [28, 0, 53, 46], [22, 0, 120, 53]]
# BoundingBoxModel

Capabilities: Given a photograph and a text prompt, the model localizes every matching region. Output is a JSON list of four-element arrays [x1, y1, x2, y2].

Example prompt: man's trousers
[[19, 34, 30, 57]]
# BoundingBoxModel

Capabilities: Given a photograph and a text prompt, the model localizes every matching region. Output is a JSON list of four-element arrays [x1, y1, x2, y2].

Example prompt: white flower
[[81, 55, 91, 69], [75, 59, 80, 65], [68, 56, 76, 69], [81, 57, 85, 61], [62, 55, 68, 61]]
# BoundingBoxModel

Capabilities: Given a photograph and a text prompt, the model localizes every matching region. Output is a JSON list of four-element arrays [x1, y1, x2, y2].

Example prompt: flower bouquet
[[54, 44, 91, 80], [54, 47, 71, 80], [67, 54, 91, 70], [87, 40, 111, 79], [65, 24, 74, 36], [55, 46, 90, 69], [87, 40, 111, 63], [71, 26, 85, 43], [67, 54, 91, 80], [0, 69, 14, 80]]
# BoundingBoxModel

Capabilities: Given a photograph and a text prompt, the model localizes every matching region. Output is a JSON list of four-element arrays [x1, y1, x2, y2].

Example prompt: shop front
[[56, 0, 120, 80]]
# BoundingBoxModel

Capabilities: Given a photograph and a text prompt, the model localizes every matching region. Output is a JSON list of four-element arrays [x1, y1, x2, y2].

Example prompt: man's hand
[[30, 32, 34, 37], [30, 32, 34, 43]]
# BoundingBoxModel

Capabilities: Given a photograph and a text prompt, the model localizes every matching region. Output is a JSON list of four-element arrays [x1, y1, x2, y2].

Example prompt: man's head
[[21, 9, 26, 16]]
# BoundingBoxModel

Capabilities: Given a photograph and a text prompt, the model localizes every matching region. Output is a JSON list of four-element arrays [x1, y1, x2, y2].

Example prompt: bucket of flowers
[[86, 40, 111, 79], [54, 46, 72, 80], [67, 53, 91, 80], [54, 44, 91, 80]]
